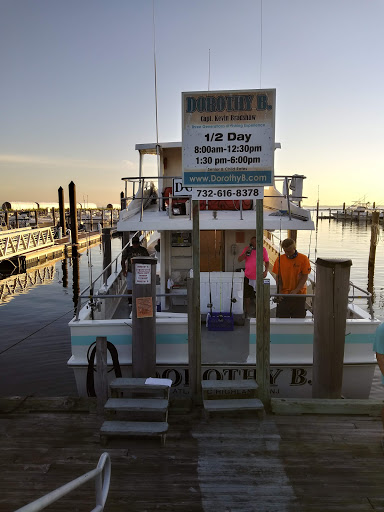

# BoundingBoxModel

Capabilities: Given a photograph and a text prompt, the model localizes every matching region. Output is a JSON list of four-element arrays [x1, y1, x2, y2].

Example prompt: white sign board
[[182, 89, 275, 187], [135, 264, 151, 285]]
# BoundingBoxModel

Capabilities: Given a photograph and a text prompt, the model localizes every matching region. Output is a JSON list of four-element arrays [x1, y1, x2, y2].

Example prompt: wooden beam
[[192, 200, 202, 405], [271, 398, 384, 416]]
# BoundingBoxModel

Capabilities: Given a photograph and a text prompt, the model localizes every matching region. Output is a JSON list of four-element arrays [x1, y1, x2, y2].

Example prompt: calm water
[[0, 219, 383, 396]]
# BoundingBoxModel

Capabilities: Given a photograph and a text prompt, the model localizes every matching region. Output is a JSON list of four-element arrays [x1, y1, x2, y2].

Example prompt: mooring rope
[[0, 306, 75, 356]]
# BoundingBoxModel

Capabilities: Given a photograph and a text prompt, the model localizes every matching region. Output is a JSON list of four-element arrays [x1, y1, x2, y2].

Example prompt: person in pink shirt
[[238, 236, 269, 317]]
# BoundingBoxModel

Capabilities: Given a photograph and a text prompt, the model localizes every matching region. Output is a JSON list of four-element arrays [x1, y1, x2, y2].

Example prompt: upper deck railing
[[120, 174, 308, 222]]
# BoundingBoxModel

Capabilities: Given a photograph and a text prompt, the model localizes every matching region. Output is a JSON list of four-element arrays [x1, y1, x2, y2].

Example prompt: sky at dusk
[[1, 0, 383, 208]]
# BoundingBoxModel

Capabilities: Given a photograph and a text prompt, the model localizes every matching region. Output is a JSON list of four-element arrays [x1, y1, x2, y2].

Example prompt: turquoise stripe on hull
[[72, 334, 131, 346], [250, 333, 375, 345], [157, 333, 188, 344]]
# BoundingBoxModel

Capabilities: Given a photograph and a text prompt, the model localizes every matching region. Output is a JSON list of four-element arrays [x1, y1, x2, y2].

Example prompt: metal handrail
[[14, 452, 111, 512], [120, 175, 306, 211], [78, 232, 141, 298]]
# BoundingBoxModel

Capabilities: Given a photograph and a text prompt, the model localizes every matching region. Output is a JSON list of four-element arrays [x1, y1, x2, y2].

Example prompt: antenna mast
[[208, 48, 211, 90], [152, 0, 160, 176], [260, 0, 263, 88]]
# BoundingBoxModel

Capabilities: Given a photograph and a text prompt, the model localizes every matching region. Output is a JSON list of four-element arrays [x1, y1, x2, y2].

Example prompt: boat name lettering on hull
[[154, 366, 312, 395]]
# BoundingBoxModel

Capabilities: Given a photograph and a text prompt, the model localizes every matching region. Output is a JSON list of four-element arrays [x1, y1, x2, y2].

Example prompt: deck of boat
[[1, 397, 383, 512]]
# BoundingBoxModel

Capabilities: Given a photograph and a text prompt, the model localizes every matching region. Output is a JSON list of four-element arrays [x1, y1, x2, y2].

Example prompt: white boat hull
[[69, 307, 379, 399]]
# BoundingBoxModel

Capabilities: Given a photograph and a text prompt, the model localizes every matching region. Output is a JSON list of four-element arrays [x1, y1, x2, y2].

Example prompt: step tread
[[203, 398, 264, 412], [202, 380, 258, 391], [110, 378, 170, 391], [104, 398, 169, 412], [101, 421, 168, 435]]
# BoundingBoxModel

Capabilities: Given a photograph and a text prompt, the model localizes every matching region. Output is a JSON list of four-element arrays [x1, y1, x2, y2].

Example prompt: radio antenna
[[260, 0, 263, 88], [208, 48, 211, 90], [152, 0, 160, 176]]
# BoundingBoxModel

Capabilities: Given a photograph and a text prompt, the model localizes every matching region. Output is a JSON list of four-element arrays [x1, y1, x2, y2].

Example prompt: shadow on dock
[[1, 397, 384, 511]]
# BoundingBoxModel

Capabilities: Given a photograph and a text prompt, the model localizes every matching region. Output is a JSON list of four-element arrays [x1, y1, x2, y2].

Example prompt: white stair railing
[[14, 452, 111, 512]]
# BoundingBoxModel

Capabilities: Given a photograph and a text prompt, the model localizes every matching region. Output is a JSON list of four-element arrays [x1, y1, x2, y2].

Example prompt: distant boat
[[332, 198, 383, 220]]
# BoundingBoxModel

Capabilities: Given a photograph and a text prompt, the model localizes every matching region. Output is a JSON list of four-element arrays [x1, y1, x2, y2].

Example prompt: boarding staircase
[[202, 379, 264, 418], [100, 378, 170, 446]]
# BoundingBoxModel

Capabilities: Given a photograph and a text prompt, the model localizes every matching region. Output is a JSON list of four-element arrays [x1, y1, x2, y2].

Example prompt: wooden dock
[[312, 208, 384, 222], [1, 397, 384, 511]]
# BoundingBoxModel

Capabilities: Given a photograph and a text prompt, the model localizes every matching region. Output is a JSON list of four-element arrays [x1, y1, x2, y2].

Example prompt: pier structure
[[1, 396, 384, 511], [312, 207, 384, 223], [0, 226, 55, 261], [0, 227, 102, 275]]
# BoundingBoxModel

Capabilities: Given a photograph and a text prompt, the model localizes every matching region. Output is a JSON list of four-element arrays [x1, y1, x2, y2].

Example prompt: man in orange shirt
[[272, 238, 311, 318]]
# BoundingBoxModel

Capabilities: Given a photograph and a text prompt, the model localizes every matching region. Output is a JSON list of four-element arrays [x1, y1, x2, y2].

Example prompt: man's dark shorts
[[276, 296, 306, 318], [244, 277, 255, 299]]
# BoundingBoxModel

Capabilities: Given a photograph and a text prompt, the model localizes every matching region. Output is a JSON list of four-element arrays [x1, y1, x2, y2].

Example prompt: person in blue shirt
[[373, 322, 384, 449]]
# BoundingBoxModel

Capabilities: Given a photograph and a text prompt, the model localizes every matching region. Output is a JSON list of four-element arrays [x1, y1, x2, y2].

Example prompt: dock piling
[[131, 256, 157, 378], [368, 210, 380, 292], [312, 258, 352, 398], [68, 181, 79, 255], [102, 228, 112, 285]]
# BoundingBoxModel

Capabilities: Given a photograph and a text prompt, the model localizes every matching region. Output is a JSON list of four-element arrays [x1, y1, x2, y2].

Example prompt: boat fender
[[86, 341, 122, 397]]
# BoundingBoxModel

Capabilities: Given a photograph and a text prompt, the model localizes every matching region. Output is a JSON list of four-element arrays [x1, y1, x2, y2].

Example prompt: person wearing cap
[[121, 235, 149, 301], [272, 238, 311, 318], [373, 322, 384, 450]]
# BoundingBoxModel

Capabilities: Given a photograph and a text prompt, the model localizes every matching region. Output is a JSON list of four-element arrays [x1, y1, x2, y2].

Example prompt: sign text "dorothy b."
[[182, 89, 276, 187]]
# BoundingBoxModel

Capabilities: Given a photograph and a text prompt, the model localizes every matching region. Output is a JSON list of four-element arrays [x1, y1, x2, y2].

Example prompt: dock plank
[[1, 397, 384, 511], [203, 398, 264, 412]]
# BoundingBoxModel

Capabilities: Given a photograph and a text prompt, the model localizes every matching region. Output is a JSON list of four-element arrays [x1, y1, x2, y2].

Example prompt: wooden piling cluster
[[1, 182, 119, 232]]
